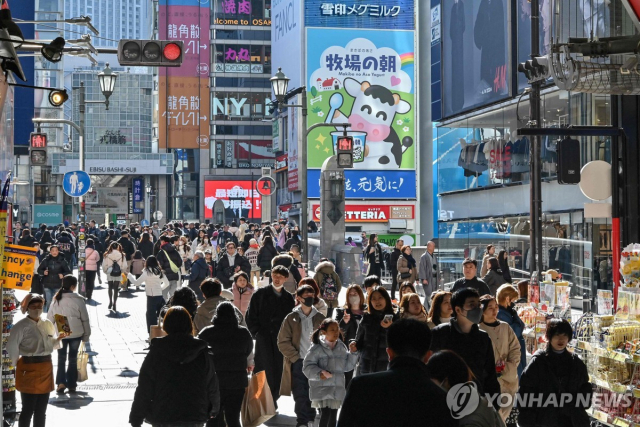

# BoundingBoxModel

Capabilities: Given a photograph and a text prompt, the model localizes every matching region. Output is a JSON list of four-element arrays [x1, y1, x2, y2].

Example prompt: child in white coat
[[303, 318, 358, 427]]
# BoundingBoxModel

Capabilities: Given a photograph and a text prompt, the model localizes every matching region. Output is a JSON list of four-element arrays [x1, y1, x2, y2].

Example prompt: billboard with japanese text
[[312, 203, 415, 222], [305, 0, 415, 30], [307, 170, 416, 199], [204, 180, 261, 220], [159, 0, 210, 149], [305, 28, 415, 172]]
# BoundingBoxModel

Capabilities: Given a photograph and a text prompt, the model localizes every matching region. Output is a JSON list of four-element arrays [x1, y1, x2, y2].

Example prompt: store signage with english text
[[312, 204, 414, 222]]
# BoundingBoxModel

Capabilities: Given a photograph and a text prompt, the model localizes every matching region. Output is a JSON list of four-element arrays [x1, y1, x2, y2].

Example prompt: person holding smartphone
[[336, 285, 367, 389], [349, 286, 397, 376]]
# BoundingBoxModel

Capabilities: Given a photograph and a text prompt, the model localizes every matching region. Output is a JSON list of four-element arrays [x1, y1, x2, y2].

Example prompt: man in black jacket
[[216, 242, 251, 289], [37, 246, 71, 312], [389, 238, 404, 300], [430, 287, 501, 405], [339, 319, 456, 427], [55, 231, 76, 268], [245, 265, 295, 409], [157, 236, 183, 300], [118, 230, 136, 263], [450, 258, 491, 295], [217, 225, 236, 247]]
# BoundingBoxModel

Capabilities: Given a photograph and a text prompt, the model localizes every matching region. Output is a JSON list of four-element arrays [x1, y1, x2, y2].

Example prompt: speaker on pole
[[557, 137, 581, 184]]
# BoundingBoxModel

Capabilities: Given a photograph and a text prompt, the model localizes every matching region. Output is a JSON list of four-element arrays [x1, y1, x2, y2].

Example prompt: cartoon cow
[[328, 77, 413, 168]]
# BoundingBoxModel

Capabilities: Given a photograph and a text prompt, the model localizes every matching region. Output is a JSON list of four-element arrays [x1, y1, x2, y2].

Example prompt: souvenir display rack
[[2, 288, 17, 423]]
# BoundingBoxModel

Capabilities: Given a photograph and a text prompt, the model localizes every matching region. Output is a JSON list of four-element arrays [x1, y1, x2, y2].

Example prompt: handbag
[[77, 342, 89, 382], [400, 272, 411, 279], [241, 370, 276, 427]]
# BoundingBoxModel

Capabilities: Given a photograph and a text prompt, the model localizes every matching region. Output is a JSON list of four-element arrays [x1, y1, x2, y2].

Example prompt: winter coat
[[430, 319, 501, 398], [188, 257, 209, 290], [198, 323, 253, 390], [37, 254, 71, 289], [117, 236, 136, 261], [479, 320, 522, 421], [303, 339, 358, 403], [232, 283, 254, 316], [480, 253, 492, 278], [314, 261, 343, 309], [102, 250, 128, 281], [497, 305, 527, 377], [84, 247, 100, 272], [46, 292, 91, 341], [217, 231, 237, 247], [283, 236, 301, 252], [277, 307, 325, 396], [129, 335, 220, 426], [55, 234, 75, 263], [194, 296, 246, 332], [302, 340, 358, 402], [336, 307, 365, 343], [128, 270, 166, 297], [353, 311, 398, 375], [244, 247, 259, 269], [389, 248, 401, 273], [338, 356, 457, 427], [130, 259, 145, 276], [271, 254, 302, 294], [364, 244, 384, 277], [397, 255, 418, 284], [257, 245, 278, 272], [176, 245, 190, 275], [138, 240, 155, 259], [482, 270, 507, 295], [216, 253, 251, 289], [156, 244, 183, 282], [459, 397, 506, 427], [518, 349, 591, 427], [17, 235, 36, 248]]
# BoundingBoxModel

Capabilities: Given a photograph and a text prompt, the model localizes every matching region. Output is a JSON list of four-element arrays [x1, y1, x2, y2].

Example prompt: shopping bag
[[241, 370, 276, 427], [77, 342, 89, 382]]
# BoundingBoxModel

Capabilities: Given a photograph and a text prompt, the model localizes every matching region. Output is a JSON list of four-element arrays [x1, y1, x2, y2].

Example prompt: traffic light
[[29, 132, 48, 165], [336, 135, 354, 168], [117, 40, 184, 67], [518, 55, 551, 83]]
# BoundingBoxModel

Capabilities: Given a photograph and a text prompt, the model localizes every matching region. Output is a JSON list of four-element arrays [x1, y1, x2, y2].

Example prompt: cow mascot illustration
[[328, 77, 413, 169]]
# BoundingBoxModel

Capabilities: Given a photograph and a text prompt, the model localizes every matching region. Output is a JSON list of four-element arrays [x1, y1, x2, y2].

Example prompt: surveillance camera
[[63, 143, 72, 151]]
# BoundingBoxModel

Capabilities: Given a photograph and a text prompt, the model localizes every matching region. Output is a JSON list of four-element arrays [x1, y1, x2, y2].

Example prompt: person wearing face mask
[[479, 295, 521, 423], [217, 242, 251, 289], [245, 265, 295, 409], [278, 285, 326, 427], [303, 319, 358, 427], [429, 287, 501, 403], [8, 294, 68, 427], [336, 285, 366, 389], [427, 291, 453, 329], [496, 284, 527, 378], [349, 286, 398, 376], [517, 319, 591, 427]]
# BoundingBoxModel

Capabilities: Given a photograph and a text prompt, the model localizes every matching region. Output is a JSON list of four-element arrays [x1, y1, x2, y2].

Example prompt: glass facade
[[435, 90, 613, 306]]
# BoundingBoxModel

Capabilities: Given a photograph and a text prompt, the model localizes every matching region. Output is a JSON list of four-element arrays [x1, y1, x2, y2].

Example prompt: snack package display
[[54, 314, 72, 335], [620, 244, 640, 288]]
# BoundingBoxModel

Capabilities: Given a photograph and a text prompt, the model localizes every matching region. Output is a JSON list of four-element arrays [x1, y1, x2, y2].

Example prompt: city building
[[270, 0, 420, 244]]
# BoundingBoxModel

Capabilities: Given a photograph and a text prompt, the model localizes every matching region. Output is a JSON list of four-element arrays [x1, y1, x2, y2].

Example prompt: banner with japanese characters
[[159, 0, 210, 149], [305, 28, 416, 172], [305, 0, 415, 30], [307, 170, 416, 199], [204, 180, 261, 220]]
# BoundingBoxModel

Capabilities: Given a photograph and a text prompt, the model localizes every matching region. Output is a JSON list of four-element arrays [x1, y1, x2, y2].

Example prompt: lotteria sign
[[312, 204, 414, 222]]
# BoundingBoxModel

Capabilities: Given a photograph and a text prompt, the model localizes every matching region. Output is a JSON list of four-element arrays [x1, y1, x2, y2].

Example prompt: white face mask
[[28, 308, 43, 319], [348, 296, 360, 306], [272, 283, 284, 291], [440, 317, 452, 323]]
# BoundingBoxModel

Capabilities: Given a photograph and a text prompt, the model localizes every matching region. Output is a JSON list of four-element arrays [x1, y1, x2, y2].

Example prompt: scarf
[[405, 253, 416, 269]]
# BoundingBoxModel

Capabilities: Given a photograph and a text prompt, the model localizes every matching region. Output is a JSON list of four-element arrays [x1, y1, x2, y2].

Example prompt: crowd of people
[[8, 219, 593, 427]]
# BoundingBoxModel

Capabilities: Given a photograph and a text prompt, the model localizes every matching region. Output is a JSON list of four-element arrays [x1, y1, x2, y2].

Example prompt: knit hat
[[250, 238, 258, 246]]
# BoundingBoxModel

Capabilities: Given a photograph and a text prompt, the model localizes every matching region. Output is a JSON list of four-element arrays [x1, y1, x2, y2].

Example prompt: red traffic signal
[[336, 136, 354, 168], [117, 40, 184, 67], [30, 132, 47, 148]]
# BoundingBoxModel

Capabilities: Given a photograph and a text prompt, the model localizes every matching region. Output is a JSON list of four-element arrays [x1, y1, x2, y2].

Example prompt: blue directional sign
[[63, 171, 91, 197], [141, 219, 149, 227]]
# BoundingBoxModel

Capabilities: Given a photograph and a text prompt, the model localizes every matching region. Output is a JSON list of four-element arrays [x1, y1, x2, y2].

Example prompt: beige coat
[[480, 253, 492, 278], [396, 255, 417, 284], [277, 309, 325, 396], [479, 320, 521, 421]]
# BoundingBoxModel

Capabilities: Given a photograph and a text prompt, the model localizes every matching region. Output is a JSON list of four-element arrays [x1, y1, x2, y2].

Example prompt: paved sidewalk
[[14, 270, 301, 426]]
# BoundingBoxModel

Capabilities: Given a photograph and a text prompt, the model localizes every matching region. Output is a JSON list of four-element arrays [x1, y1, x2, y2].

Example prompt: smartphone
[[383, 314, 393, 323]]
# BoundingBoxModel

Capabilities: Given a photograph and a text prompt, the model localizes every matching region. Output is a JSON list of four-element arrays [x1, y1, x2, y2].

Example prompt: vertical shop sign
[[288, 104, 299, 191], [132, 178, 143, 214], [159, 0, 211, 149]]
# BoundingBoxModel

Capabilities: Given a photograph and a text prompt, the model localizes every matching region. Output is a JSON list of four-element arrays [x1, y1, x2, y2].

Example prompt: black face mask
[[302, 297, 314, 307]]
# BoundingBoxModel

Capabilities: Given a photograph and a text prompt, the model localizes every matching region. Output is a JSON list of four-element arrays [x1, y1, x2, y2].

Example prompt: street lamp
[[270, 67, 290, 104], [40, 37, 65, 62], [97, 63, 117, 110]]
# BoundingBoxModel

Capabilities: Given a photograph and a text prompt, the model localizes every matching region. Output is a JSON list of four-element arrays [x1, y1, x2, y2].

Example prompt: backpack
[[320, 273, 338, 301], [163, 250, 180, 274], [109, 257, 122, 277]]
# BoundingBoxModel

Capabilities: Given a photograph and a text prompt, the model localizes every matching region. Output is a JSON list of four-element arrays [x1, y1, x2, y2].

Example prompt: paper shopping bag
[[241, 370, 276, 427], [77, 342, 89, 382]]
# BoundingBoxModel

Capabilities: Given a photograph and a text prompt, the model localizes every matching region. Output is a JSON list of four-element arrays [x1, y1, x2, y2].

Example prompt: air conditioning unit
[[388, 219, 407, 233]]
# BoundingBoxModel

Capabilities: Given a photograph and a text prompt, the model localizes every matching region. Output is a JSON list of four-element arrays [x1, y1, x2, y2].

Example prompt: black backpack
[[110, 258, 122, 277]]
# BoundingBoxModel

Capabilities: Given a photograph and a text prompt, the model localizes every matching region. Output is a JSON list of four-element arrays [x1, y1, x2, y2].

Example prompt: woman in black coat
[[518, 319, 591, 427], [138, 232, 155, 260], [364, 234, 385, 278], [198, 302, 253, 427], [336, 284, 367, 388], [39, 230, 54, 246], [349, 286, 398, 376], [130, 306, 220, 427], [257, 236, 278, 273], [498, 249, 513, 284]]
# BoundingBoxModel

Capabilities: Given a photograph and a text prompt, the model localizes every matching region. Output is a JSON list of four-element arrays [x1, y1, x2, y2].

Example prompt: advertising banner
[[132, 178, 143, 214], [312, 204, 415, 222], [159, 0, 210, 149], [441, 0, 509, 117], [272, 0, 304, 88], [84, 188, 129, 216], [204, 180, 261, 219], [33, 204, 63, 226], [288, 102, 299, 191], [306, 28, 415, 171], [376, 233, 416, 246], [1, 244, 37, 290], [307, 169, 416, 199], [305, 0, 415, 30]]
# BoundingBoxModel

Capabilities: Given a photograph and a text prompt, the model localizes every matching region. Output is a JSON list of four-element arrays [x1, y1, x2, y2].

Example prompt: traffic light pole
[[528, 0, 543, 277]]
